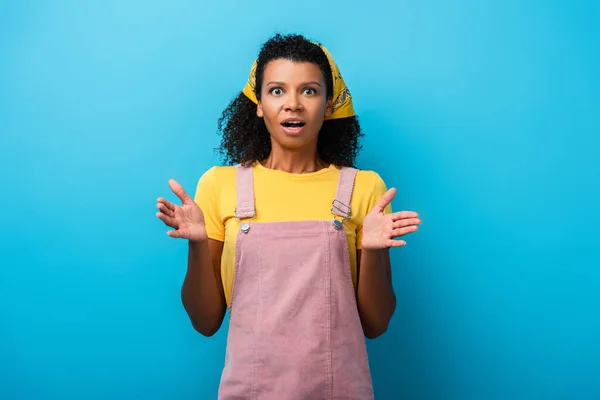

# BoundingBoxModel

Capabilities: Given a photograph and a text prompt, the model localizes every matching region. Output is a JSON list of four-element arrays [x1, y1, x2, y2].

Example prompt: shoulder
[[353, 169, 387, 194], [194, 165, 239, 216], [349, 168, 391, 213], [194, 166, 238, 203], [197, 165, 237, 187], [199, 165, 237, 180]]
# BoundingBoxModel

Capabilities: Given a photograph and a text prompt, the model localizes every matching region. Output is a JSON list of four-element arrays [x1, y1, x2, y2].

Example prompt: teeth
[[283, 121, 304, 127]]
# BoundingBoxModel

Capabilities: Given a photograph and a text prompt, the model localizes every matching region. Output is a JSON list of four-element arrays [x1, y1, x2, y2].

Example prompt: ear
[[257, 102, 264, 118], [324, 99, 333, 118]]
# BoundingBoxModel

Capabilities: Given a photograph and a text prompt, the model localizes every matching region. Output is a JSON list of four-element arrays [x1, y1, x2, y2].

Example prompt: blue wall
[[1, 1, 599, 399]]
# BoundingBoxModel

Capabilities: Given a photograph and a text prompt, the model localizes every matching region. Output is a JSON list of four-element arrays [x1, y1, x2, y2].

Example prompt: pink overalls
[[218, 164, 374, 400]]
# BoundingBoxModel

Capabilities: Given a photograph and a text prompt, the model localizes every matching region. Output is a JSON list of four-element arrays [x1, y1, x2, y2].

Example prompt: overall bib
[[218, 164, 374, 400]]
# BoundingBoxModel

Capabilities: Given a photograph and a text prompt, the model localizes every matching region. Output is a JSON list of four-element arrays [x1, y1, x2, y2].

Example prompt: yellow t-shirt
[[194, 161, 391, 308]]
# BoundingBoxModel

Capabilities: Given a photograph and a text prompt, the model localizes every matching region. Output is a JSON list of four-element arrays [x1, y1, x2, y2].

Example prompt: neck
[[261, 146, 327, 174]]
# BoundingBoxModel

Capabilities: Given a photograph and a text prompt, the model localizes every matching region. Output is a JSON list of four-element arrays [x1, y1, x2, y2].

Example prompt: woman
[[156, 34, 421, 399]]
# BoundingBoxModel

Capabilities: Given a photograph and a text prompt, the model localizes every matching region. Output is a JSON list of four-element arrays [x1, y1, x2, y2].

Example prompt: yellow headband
[[242, 44, 356, 120]]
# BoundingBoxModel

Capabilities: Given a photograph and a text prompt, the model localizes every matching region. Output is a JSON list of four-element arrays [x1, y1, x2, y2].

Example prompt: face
[[257, 59, 332, 152]]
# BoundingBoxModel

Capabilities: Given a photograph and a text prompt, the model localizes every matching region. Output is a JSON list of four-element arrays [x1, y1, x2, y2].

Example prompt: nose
[[284, 91, 303, 112]]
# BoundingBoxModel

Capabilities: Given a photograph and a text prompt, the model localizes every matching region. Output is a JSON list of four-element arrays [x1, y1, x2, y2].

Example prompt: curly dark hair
[[216, 33, 363, 167]]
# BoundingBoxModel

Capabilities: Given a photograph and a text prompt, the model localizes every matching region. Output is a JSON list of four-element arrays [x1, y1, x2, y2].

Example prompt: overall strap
[[235, 163, 256, 219], [331, 167, 358, 220]]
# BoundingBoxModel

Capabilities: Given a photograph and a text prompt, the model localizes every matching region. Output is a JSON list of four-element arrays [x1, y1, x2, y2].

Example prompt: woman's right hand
[[156, 179, 207, 242]]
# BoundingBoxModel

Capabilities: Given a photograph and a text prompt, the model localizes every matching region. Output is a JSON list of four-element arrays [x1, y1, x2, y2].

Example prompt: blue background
[[1, 1, 599, 399]]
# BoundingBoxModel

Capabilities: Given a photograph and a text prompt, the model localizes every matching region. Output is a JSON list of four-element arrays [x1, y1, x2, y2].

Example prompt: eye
[[303, 88, 317, 96], [269, 87, 284, 96]]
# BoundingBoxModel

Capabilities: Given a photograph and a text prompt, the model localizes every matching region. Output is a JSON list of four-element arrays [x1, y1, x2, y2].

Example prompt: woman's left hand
[[361, 188, 422, 250]]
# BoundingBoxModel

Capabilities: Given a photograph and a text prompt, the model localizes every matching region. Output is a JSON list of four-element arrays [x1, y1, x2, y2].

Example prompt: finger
[[157, 197, 176, 212], [157, 202, 175, 218], [387, 239, 407, 247], [393, 218, 422, 229], [373, 188, 397, 214], [167, 228, 188, 239], [168, 179, 193, 205], [391, 211, 419, 221], [156, 211, 179, 229], [391, 226, 419, 237]]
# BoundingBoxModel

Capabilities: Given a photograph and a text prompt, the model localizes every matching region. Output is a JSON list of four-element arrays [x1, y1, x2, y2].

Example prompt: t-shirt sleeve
[[356, 172, 393, 250], [194, 167, 225, 242]]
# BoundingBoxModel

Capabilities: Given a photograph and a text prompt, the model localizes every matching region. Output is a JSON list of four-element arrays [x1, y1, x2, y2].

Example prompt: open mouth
[[281, 121, 306, 128], [281, 120, 306, 135]]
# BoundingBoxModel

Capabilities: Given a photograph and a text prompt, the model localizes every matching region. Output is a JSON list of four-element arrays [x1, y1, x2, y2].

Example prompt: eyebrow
[[265, 81, 322, 87]]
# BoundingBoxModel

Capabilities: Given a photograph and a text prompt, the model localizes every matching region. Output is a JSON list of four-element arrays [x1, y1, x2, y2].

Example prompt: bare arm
[[357, 186, 421, 339], [356, 248, 396, 339], [156, 179, 227, 337], [181, 238, 226, 336]]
